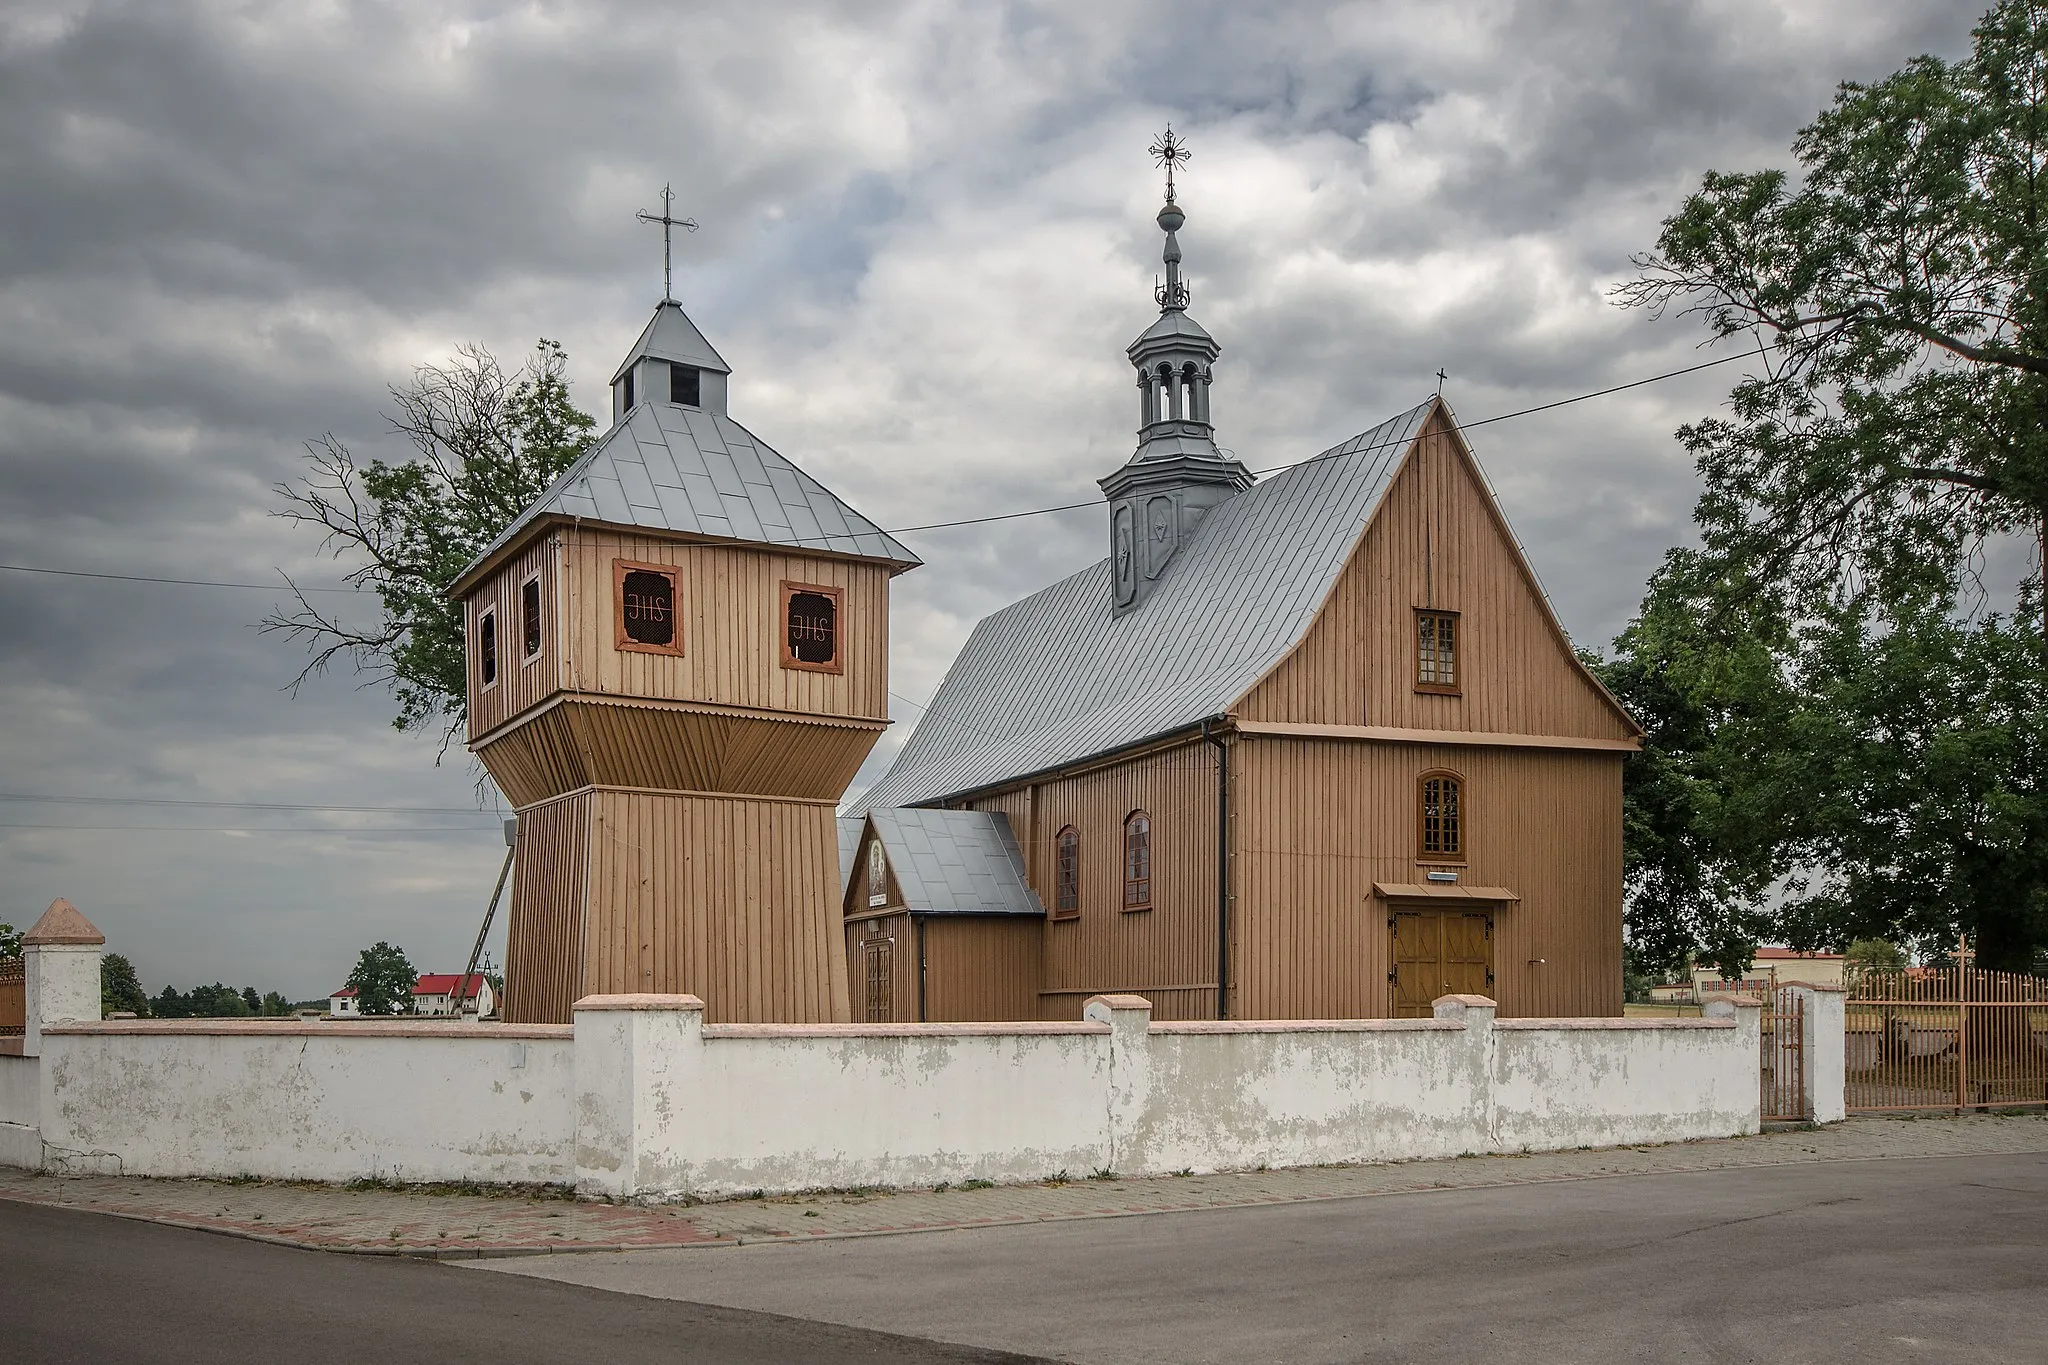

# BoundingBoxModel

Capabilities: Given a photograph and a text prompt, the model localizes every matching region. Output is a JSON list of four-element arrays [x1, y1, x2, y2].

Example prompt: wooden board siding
[[1238, 409, 1637, 742], [502, 789, 591, 1025], [554, 529, 891, 724], [964, 741, 1223, 1021], [1232, 735, 1623, 1020], [922, 918, 1044, 1022], [581, 788, 850, 1024], [845, 912, 916, 1022], [466, 534, 565, 741], [477, 699, 885, 807]]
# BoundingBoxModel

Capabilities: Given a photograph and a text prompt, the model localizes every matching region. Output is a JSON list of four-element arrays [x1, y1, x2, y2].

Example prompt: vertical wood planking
[[466, 534, 566, 742], [502, 790, 591, 1024], [922, 918, 1043, 1021]]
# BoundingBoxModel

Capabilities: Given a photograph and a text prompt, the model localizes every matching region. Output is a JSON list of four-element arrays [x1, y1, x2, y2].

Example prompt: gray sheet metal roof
[[837, 816, 864, 896], [456, 403, 922, 588], [610, 300, 731, 381], [850, 400, 1435, 811], [869, 808, 1042, 916]]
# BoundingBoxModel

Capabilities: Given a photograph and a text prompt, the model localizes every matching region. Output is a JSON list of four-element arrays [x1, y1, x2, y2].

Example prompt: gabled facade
[[854, 169, 1639, 1022], [451, 295, 919, 1025]]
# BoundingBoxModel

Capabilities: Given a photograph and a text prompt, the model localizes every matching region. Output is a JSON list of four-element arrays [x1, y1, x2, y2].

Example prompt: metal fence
[[1845, 967, 2048, 1113], [0, 957, 22, 1037], [1760, 985, 1807, 1121]]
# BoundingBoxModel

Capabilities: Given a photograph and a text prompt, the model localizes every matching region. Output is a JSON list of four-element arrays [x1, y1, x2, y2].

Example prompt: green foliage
[[100, 953, 149, 1017], [1846, 938, 1910, 971], [0, 923, 18, 959], [345, 941, 417, 1016], [1606, 1, 2048, 975], [267, 339, 596, 743]]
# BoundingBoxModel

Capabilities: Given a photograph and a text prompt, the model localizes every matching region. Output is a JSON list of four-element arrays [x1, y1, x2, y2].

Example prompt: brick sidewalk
[[3, 1113, 2044, 1259]]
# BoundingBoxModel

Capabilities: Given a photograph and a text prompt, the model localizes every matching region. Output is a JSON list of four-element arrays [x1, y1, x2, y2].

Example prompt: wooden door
[[862, 939, 894, 1022], [1390, 909, 1493, 1017]]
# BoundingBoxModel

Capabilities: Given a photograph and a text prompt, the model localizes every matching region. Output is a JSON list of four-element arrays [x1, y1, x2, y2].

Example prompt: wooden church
[[845, 140, 1642, 1022], [449, 283, 919, 1024]]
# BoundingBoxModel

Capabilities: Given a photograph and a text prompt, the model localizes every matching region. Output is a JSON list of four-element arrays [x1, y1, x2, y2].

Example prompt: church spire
[[1100, 128, 1254, 614]]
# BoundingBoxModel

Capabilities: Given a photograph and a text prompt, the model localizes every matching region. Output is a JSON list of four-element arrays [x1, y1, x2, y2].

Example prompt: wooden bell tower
[[449, 297, 919, 1024]]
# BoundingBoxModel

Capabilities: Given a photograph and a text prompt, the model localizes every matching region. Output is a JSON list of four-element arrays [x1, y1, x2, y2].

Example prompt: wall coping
[[573, 993, 705, 1012], [1494, 1017, 1735, 1031], [1153, 1018, 1464, 1035], [705, 1021, 1109, 1039], [43, 1020, 574, 1040]]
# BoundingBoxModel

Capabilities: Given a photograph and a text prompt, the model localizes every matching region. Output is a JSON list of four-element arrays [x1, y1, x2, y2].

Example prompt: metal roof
[[837, 815, 864, 896], [610, 300, 731, 382], [455, 401, 922, 589], [849, 400, 1435, 811], [866, 808, 1043, 917]]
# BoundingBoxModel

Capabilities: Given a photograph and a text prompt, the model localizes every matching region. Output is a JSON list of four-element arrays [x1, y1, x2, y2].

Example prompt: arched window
[[1123, 811, 1152, 910], [1055, 826, 1080, 918], [1418, 771, 1464, 861]]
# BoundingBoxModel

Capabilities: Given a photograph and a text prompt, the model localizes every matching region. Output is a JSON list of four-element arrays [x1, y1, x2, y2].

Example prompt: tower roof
[[610, 299, 731, 381]]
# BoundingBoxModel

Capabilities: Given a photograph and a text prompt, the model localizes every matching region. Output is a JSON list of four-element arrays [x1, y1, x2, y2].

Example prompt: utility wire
[[0, 349, 1757, 594], [0, 792, 498, 814], [0, 823, 502, 835]]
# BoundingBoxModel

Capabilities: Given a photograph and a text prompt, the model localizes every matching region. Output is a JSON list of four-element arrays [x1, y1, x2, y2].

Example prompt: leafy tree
[[344, 942, 417, 1017], [1605, 1, 2048, 974], [240, 986, 262, 1015], [266, 340, 597, 745], [1846, 938, 1911, 971], [0, 922, 18, 959], [153, 985, 188, 1019], [101, 953, 149, 1017], [260, 991, 292, 1017]]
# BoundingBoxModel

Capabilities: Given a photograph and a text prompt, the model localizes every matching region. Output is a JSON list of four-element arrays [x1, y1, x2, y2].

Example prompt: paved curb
[[4, 1114, 2046, 1260]]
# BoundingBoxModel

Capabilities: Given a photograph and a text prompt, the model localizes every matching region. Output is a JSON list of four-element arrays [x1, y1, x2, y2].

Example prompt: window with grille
[[780, 581, 842, 673], [1416, 609, 1460, 694], [614, 560, 682, 655], [521, 576, 542, 659], [1055, 826, 1080, 918], [1419, 772, 1463, 860], [1123, 811, 1152, 910], [478, 608, 498, 687]]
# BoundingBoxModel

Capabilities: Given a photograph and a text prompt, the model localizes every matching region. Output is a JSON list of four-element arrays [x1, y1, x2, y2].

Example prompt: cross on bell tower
[[637, 185, 698, 303], [1099, 127, 1254, 614]]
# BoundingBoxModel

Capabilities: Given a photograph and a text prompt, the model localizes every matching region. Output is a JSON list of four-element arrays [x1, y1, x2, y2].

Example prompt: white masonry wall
[[35, 1021, 574, 1183], [8, 923, 1786, 1196]]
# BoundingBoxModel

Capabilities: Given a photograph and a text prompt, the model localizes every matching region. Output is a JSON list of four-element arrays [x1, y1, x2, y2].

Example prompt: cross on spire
[[1149, 125, 1191, 205], [636, 185, 698, 303]]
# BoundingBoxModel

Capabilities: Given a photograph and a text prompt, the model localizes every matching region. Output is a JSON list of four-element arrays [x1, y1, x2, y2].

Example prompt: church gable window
[[521, 575, 543, 660], [1416, 609, 1460, 694], [614, 559, 682, 656], [478, 607, 499, 688], [1054, 826, 1080, 918], [1123, 811, 1152, 911], [1418, 771, 1464, 861], [669, 363, 701, 407], [780, 581, 843, 674]]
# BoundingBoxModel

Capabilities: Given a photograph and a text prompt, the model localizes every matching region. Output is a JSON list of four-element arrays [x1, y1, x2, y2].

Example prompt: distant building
[[1685, 947, 1846, 1000], [328, 973, 496, 1019]]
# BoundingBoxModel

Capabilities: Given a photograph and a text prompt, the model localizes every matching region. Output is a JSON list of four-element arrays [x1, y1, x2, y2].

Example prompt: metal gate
[[1760, 985, 1808, 1121], [1845, 967, 2048, 1114]]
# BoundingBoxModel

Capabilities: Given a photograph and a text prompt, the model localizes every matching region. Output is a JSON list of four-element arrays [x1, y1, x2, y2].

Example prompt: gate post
[[22, 899, 104, 1058], [1786, 983, 1845, 1123]]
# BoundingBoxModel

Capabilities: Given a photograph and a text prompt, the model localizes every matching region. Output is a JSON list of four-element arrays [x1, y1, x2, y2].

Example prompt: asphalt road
[[477, 1152, 2048, 1364], [0, 1199, 1045, 1365]]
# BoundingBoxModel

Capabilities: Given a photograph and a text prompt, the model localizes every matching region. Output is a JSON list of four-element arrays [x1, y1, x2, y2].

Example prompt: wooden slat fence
[[1845, 967, 2048, 1113]]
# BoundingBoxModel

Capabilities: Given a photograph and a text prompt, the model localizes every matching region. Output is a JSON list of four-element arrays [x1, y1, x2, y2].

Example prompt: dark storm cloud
[[0, 0, 1982, 995]]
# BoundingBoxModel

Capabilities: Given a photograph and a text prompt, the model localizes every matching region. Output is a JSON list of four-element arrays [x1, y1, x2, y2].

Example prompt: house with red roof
[[328, 973, 496, 1019]]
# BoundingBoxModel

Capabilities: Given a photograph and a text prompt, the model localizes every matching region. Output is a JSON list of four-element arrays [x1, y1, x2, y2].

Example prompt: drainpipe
[[916, 915, 929, 1023], [1202, 716, 1231, 1020]]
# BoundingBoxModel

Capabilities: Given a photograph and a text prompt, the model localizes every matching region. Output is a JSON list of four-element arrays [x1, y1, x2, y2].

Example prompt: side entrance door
[[862, 939, 894, 1022], [1390, 909, 1493, 1018]]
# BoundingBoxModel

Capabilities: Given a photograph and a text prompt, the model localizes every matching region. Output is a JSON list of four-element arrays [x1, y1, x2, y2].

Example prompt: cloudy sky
[[0, 0, 1980, 999]]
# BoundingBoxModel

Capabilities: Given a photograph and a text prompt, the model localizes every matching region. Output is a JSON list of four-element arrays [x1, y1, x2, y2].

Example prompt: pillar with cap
[[23, 898, 104, 1056]]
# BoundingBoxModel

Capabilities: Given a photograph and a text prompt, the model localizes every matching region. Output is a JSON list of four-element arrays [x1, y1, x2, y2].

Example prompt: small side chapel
[[848, 132, 1643, 1023], [449, 264, 919, 1024]]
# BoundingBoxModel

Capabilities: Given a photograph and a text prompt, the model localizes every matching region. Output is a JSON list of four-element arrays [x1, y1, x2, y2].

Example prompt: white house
[[328, 974, 496, 1019]]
